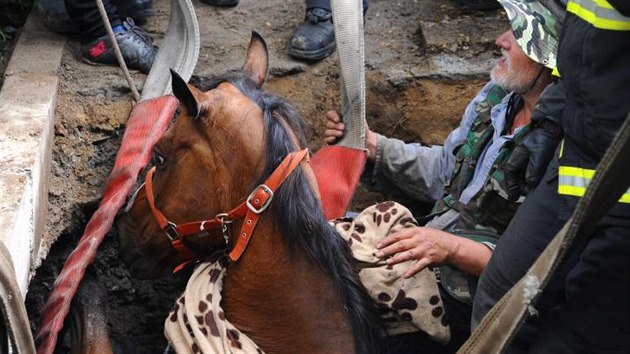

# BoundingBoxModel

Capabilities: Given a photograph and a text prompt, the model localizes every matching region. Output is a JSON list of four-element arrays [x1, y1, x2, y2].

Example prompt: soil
[[23, 0, 505, 351], [0, 26, 19, 87]]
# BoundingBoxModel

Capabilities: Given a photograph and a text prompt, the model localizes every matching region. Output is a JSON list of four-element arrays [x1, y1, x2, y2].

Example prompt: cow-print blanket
[[164, 255, 264, 354], [331, 201, 450, 344], [164, 201, 449, 353]]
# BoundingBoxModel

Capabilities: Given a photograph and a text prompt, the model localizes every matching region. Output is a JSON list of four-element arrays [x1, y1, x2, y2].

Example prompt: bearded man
[[324, 1, 565, 352]]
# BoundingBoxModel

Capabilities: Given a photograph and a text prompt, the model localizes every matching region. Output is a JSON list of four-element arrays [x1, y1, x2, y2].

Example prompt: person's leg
[[64, 0, 158, 74], [36, 0, 77, 34], [471, 156, 569, 353], [111, 0, 154, 24], [288, 0, 368, 61], [38, 0, 153, 34], [65, 0, 122, 38], [528, 219, 630, 354]]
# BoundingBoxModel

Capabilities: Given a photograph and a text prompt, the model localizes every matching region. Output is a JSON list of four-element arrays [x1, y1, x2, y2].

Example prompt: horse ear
[[170, 69, 199, 118], [242, 30, 269, 86]]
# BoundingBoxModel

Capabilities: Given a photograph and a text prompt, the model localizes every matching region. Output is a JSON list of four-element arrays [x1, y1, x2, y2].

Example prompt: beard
[[490, 53, 543, 93]]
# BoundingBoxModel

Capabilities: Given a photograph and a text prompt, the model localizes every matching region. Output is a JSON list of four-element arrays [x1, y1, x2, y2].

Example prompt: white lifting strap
[[0, 242, 36, 353], [142, 0, 200, 101], [330, 0, 366, 150]]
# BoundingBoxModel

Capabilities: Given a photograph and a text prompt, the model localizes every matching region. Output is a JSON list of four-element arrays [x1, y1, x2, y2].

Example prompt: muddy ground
[[23, 0, 505, 351]]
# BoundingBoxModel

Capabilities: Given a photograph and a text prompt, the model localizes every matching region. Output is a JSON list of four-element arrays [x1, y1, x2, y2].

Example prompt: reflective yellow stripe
[[568, 0, 630, 31], [594, 0, 614, 10], [559, 139, 565, 158], [552, 67, 561, 77], [558, 165, 630, 203], [558, 184, 588, 196], [559, 166, 595, 179]]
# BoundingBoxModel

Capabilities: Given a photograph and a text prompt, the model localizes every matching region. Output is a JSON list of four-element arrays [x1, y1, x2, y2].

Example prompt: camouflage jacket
[[363, 81, 531, 236]]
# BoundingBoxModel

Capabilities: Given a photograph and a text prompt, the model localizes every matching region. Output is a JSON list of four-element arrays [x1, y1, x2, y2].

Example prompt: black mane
[[196, 71, 383, 354]]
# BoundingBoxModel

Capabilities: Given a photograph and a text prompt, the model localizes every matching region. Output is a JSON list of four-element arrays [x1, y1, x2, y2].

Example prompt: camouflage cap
[[497, 0, 565, 69]]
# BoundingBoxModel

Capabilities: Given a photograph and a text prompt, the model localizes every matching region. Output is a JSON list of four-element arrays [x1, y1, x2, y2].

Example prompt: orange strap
[[145, 149, 309, 265], [228, 149, 309, 261]]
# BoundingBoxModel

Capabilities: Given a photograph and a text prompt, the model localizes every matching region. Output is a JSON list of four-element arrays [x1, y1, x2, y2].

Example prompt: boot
[[288, 7, 335, 61], [80, 18, 158, 74]]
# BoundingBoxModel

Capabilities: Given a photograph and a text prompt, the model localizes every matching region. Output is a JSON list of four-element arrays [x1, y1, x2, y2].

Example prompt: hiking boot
[[288, 7, 335, 61], [35, 0, 77, 34], [200, 0, 240, 7], [80, 18, 158, 74]]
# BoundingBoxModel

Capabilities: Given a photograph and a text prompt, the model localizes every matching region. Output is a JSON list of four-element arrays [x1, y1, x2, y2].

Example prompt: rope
[[95, 0, 140, 102]]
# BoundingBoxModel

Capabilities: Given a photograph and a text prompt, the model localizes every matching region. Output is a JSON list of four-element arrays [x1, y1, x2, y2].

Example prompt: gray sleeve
[[361, 82, 496, 203], [361, 134, 453, 202]]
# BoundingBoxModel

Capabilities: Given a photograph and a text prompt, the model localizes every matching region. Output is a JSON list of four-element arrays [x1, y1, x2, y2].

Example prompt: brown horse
[[117, 31, 381, 353]]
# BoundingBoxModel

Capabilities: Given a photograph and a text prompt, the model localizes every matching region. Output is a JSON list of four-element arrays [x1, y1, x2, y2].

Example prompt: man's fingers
[[325, 120, 345, 130], [384, 247, 419, 266], [325, 128, 345, 137], [324, 127, 345, 145], [376, 234, 401, 249], [326, 110, 342, 123], [376, 236, 414, 259], [403, 258, 431, 278]]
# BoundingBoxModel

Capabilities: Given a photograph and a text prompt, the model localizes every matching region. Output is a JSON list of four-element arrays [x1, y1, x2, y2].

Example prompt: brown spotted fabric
[[165, 202, 449, 352], [164, 254, 264, 354], [331, 201, 451, 344]]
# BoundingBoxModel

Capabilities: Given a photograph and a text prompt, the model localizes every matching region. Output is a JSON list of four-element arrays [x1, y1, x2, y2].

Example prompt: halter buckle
[[216, 213, 233, 245], [165, 221, 181, 241], [246, 184, 274, 214]]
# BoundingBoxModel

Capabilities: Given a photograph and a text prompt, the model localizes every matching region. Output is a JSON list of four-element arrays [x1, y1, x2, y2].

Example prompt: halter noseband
[[144, 149, 309, 270]]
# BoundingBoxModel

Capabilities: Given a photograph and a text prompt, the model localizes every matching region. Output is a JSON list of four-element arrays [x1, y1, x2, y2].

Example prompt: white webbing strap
[[141, 0, 200, 100], [0, 242, 36, 353], [330, 0, 366, 149]]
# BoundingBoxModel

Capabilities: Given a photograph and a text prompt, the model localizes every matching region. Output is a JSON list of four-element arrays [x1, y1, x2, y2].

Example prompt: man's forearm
[[449, 236, 493, 277], [365, 129, 378, 161]]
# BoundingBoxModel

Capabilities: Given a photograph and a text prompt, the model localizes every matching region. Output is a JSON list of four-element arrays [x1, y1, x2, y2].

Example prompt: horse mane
[[196, 72, 383, 354]]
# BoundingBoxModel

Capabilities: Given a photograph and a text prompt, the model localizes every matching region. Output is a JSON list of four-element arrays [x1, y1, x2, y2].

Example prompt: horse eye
[[153, 151, 166, 167]]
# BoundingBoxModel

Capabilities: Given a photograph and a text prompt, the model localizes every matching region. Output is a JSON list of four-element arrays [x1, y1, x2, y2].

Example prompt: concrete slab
[[0, 10, 65, 296]]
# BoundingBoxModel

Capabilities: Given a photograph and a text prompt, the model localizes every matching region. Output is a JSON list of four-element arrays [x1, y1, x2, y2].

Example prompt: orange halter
[[145, 149, 309, 271]]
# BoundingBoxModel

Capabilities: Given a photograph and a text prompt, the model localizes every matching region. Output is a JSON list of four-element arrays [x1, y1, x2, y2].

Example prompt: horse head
[[117, 31, 305, 278]]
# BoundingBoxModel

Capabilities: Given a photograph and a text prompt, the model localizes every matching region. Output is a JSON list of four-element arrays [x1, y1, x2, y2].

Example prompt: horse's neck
[[222, 217, 355, 354]]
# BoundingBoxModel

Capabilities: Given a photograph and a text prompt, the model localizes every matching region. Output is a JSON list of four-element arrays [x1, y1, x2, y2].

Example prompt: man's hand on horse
[[323, 110, 378, 161], [375, 226, 459, 279]]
